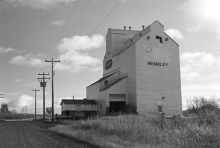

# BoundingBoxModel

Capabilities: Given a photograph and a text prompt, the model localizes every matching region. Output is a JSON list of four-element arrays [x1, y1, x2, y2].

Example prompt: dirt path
[[0, 121, 97, 148]]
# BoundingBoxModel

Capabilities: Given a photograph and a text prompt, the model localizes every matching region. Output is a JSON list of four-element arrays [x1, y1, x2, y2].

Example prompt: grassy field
[[49, 112, 220, 148], [0, 113, 50, 120], [0, 113, 35, 119]]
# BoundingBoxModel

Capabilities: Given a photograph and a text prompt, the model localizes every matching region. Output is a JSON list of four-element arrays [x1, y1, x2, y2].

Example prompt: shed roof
[[60, 99, 96, 105], [99, 76, 127, 91], [86, 71, 117, 87]]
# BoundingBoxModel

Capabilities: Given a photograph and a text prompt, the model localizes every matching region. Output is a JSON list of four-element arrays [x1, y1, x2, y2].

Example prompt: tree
[[189, 96, 219, 114], [11, 110, 17, 114]]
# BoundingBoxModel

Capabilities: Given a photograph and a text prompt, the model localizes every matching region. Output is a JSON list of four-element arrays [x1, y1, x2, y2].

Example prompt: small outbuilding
[[60, 98, 97, 117]]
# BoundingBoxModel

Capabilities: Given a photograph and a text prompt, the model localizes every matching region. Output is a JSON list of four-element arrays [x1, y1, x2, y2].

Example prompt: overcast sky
[[1, 0, 220, 114]]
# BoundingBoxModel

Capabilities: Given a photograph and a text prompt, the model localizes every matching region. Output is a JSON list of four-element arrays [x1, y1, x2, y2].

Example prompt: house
[[86, 21, 182, 116], [60, 98, 97, 117]]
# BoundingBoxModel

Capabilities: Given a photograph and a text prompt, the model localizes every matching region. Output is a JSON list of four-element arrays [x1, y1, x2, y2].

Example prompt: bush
[[197, 111, 220, 125], [189, 96, 219, 114]]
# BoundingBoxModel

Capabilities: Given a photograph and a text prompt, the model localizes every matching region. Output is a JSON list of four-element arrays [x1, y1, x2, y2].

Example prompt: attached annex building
[[86, 21, 182, 116]]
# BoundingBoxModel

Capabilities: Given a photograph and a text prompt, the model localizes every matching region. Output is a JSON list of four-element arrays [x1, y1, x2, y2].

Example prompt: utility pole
[[38, 72, 50, 120], [45, 58, 60, 122], [32, 89, 40, 120], [25, 106, 27, 114]]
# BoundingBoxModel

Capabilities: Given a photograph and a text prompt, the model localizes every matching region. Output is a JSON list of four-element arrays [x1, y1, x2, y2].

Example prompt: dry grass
[[0, 113, 35, 119], [49, 113, 220, 148]]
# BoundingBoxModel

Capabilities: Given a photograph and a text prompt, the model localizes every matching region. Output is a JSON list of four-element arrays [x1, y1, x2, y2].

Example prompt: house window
[[92, 105, 97, 109], [158, 105, 163, 113], [100, 104, 102, 109], [76, 105, 81, 110], [104, 80, 108, 86]]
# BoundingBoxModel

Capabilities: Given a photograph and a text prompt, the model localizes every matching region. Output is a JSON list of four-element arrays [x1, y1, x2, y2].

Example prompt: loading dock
[[109, 94, 126, 112], [110, 101, 125, 112]]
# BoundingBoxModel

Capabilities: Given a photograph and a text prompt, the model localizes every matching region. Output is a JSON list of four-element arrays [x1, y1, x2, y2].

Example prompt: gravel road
[[0, 121, 98, 148]]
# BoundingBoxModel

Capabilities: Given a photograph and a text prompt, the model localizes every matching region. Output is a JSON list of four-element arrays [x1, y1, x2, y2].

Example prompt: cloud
[[197, 74, 220, 81], [91, 67, 102, 72], [180, 51, 220, 109], [0, 97, 9, 105], [4, 94, 34, 111], [165, 28, 183, 40], [0, 47, 14, 53], [24, 82, 38, 86], [182, 83, 220, 100], [181, 83, 220, 110], [180, 51, 217, 80], [2, 0, 77, 9], [1, 93, 49, 113], [10, 53, 47, 67], [55, 34, 104, 72], [14, 79, 23, 83], [16, 94, 34, 107], [181, 72, 200, 80], [6, 92, 21, 96], [217, 59, 220, 68], [57, 34, 105, 53], [55, 52, 102, 73], [52, 20, 65, 27], [181, 0, 220, 37]]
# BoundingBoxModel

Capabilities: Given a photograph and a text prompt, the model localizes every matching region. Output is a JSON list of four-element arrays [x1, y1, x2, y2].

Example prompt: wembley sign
[[148, 62, 168, 66]]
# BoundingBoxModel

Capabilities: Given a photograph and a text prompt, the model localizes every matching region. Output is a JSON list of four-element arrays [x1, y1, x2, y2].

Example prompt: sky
[[1, 0, 220, 114]]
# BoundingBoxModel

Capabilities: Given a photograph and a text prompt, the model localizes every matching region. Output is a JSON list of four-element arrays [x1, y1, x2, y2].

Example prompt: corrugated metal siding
[[109, 94, 126, 101]]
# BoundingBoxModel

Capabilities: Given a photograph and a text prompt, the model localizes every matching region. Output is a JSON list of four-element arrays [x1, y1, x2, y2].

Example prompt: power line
[[78, 0, 108, 35], [47, 0, 92, 60], [0, 94, 4, 98], [66, 0, 92, 37], [55, 0, 122, 71], [48, 0, 110, 62], [46, 0, 79, 59], [52, 0, 106, 60]]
